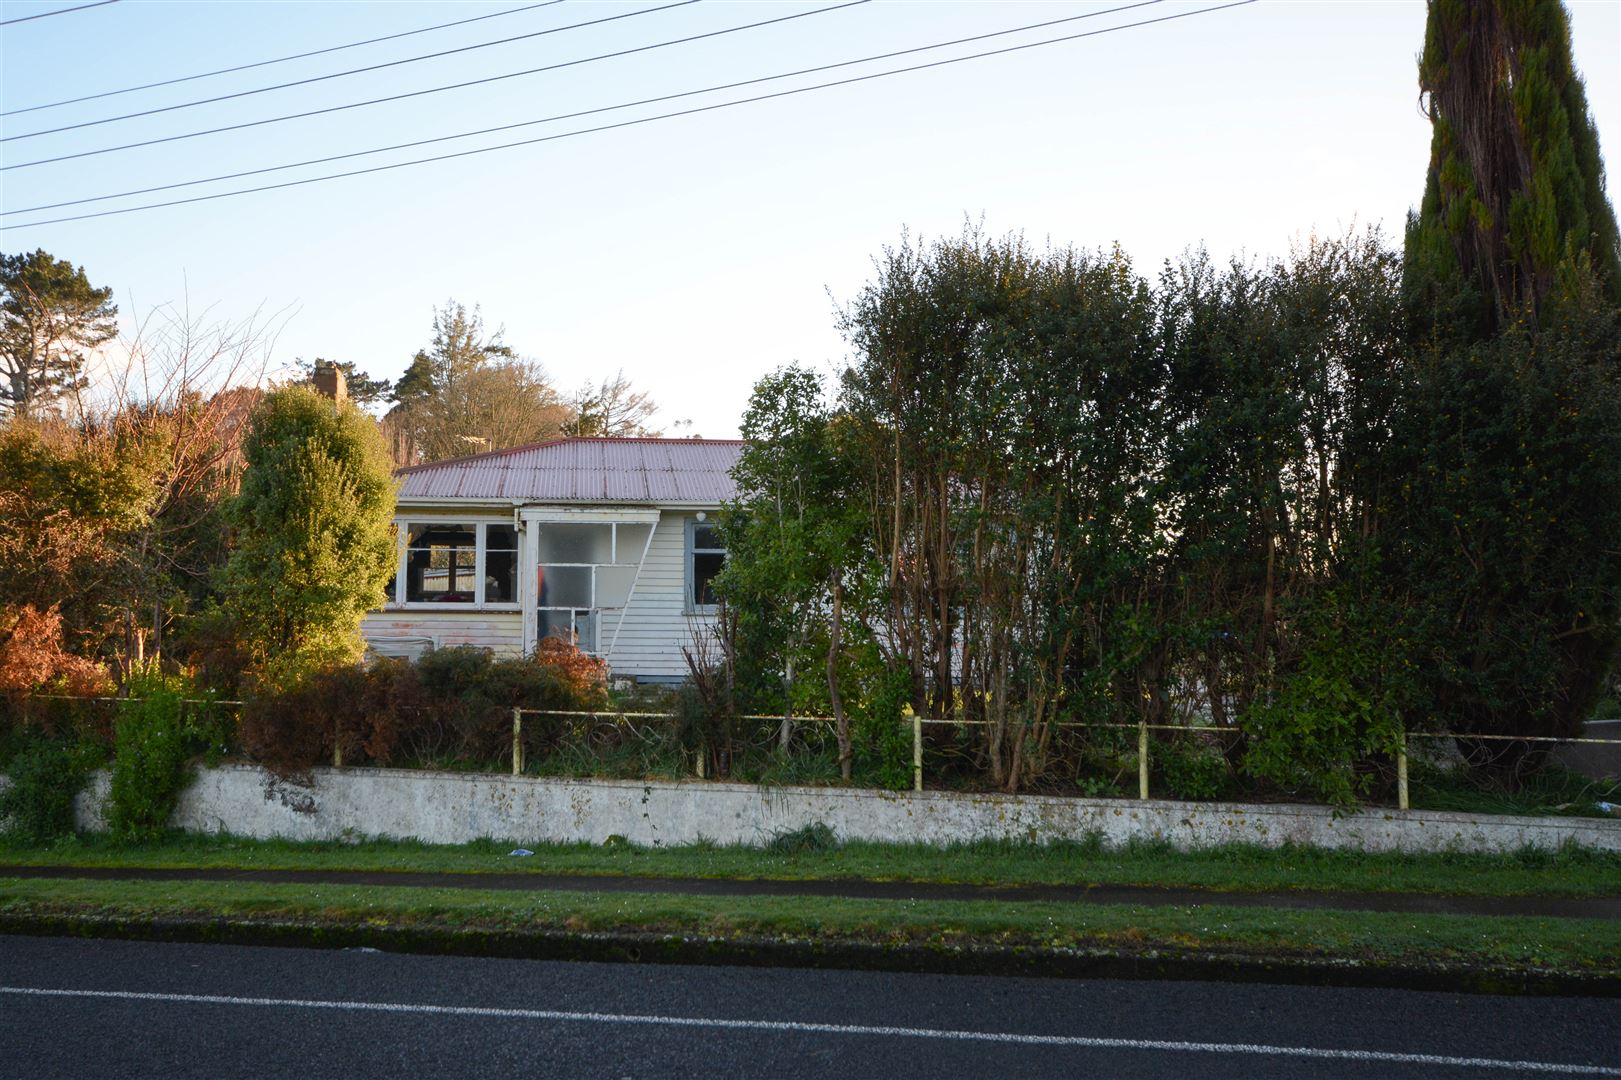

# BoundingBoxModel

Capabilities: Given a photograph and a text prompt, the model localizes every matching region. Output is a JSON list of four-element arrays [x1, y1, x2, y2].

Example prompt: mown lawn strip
[[2, 875, 1617, 976], [3, 832, 1620, 898]]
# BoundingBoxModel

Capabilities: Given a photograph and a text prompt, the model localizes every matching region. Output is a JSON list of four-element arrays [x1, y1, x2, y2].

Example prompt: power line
[[0, 0, 117, 27], [3, 0, 869, 169], [6, 0, 692, 141], [3, 1, 1166, 217], [1, 2, 560, 118], [1, 1, 1257, 231]]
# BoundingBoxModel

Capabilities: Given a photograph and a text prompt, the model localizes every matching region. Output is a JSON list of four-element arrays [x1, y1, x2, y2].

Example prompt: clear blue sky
[[3, 0, 1618, 436]]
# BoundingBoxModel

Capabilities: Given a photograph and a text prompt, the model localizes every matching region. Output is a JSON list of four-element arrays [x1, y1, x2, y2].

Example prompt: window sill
[[383, 603, 522, 613]]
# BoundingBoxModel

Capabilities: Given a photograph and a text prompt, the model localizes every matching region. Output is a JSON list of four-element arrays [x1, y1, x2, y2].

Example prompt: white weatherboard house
[[362, 437, 742, 683]]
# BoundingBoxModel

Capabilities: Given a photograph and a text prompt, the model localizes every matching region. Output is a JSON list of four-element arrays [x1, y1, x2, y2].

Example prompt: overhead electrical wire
[[2, 0, 870, 169], [2, 2, 562, 118], [2, 0, 1256, 231], [3, 0, 1166, 217], [6, 0, 697, 141], [0, 0, 118, 27]]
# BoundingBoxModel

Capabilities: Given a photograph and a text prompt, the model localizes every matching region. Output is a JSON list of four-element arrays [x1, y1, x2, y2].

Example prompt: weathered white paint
[[361, 611, 524, 657], [61, 766, 1621, 853]]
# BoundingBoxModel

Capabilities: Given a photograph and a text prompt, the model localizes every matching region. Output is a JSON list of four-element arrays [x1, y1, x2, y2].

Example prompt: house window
[[686, 518, 725, 613], [533, 521, 652, 655], [396, 521, 519, 609]]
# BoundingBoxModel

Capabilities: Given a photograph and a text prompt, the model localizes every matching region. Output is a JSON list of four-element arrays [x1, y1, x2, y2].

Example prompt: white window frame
[[534, 520, 651, 655], [388, 517, 521, 612], [519, 508, 660, 658], [685, 516, 725, 615]]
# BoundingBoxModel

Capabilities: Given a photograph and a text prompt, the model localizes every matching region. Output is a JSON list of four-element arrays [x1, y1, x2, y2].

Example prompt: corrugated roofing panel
[[396, 438, 743, 505]]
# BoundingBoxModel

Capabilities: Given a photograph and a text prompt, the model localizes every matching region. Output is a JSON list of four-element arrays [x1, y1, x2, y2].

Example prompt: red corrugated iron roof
[[395, 437, 745, 504]]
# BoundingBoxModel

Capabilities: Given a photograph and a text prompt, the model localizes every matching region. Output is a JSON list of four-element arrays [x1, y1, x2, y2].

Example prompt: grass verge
[[3, 831, 1620, 898], [2, 875, 1616, 988]]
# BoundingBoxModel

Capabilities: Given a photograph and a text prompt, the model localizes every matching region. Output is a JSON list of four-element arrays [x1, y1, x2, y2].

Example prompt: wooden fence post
[[512, 708, 524, 776], [912, 713, 923, 792], [1138, 720, 1149, 800], [1397, 726, 1409, 811]]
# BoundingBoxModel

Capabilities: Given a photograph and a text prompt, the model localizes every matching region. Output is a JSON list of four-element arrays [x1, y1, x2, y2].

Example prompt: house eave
[[394, 495, 725, 510]]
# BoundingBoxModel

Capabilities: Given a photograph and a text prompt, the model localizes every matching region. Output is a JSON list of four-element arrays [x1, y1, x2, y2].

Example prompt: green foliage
[[1242, 588, 1409, 808], [711, 217, 1620, 803], [219, 386, 397, 683], [853, 664, 914, 791], [1407, 0, 1621, 331], [1381, 305, 1621, 769], [1155, 739, 1230, 802], [0, 249, 118, 418], [717, 366, 872, 739], [107, 667, 212, 842], [387, 301, 570, 464], [0, 420, 162, 656], [766, 821, 838, 853], [1409, 759, 1620, 819], [0, 736, 99, 845]]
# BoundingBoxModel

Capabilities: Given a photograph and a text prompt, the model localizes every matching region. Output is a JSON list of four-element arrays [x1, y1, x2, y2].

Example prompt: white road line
[[2, 985, 1616, 1076]]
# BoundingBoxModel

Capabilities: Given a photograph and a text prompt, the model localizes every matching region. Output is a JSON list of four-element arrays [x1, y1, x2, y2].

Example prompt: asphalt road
[[0, 935, 1616, 1079]]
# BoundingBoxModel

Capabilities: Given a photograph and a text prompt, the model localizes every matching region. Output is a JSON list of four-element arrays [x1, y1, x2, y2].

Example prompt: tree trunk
[[828, 568, 851, 782]]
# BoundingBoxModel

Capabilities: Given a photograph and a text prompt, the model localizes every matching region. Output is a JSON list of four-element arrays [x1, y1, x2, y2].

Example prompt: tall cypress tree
[[1406, 0, 1621, 333], [1395, 0, 1621, 778]]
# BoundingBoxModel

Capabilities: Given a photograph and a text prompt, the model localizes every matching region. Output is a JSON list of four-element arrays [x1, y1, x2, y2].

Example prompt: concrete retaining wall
[[61, 765, 1621, 853]]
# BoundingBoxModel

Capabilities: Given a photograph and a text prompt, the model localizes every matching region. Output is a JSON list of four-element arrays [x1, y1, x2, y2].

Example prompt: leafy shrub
[[1242, 591, 1406, 809], [107, 667, 208, 841], [532, 637, 608, 709], [239, 640, 610, 777], [0, 737, 99, 844], [1156, 738, 1230, 801], [239, 659, 412, 778], [852, 666, 913, 791]]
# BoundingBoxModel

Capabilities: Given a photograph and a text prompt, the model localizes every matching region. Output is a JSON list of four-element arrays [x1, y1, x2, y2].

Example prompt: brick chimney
[[311, 360, 348, 403]]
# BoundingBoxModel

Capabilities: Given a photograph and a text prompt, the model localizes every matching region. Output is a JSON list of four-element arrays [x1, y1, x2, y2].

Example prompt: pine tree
[[0, 249, 117, 418], [1406, 0, 1621, 333]]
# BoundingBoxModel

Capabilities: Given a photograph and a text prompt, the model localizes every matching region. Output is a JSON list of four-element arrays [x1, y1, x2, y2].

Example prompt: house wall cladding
[[599, 510, 712, 681], [64, 765, 1621, 854], [361, 611, 523, 657]]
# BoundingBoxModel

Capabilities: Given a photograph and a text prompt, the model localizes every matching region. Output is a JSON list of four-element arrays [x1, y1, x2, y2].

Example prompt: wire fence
[[510, 706, 1621, 810], [8, 693, 1619, 811]]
